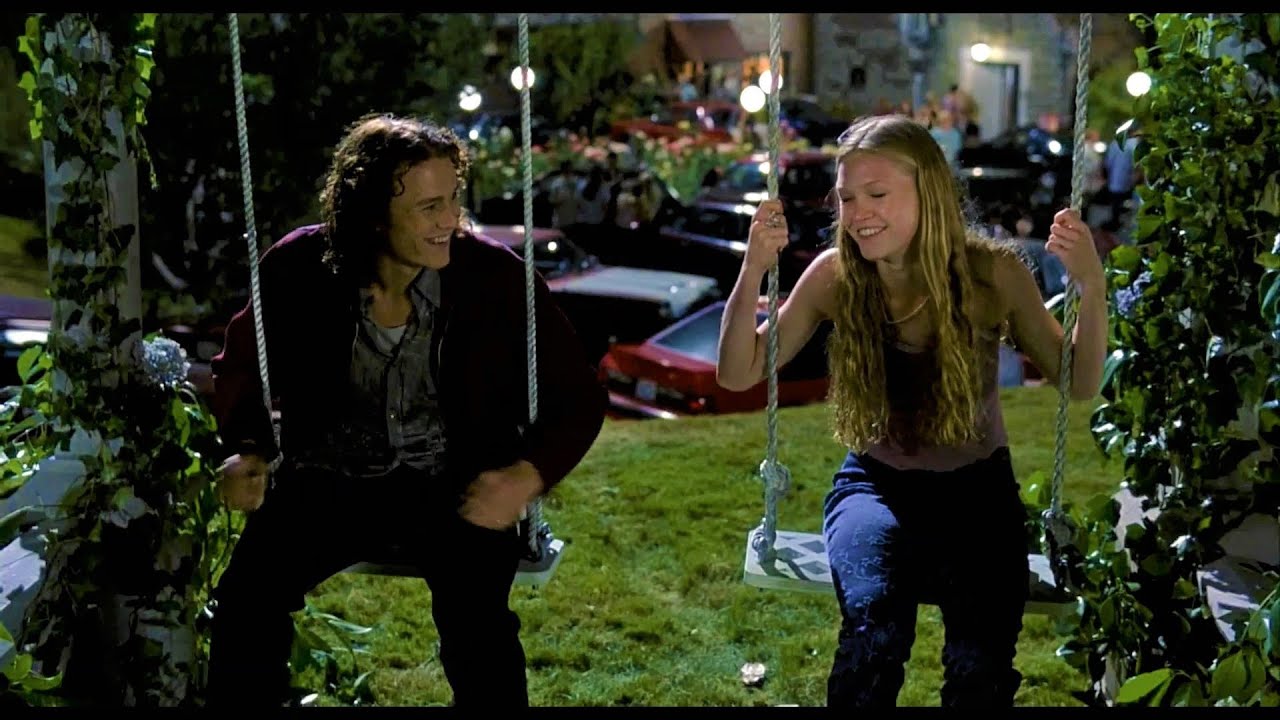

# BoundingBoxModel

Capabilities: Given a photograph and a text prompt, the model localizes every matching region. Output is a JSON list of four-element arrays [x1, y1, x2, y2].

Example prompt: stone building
[[497, 13, 1134, 139], [808, 13, 1085, 139]]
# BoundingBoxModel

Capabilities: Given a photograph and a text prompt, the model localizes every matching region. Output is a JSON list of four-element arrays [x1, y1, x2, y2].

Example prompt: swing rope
[[516, 13, 546, 559], [1044, 12, 1092, 590], [228, 12, 281, 475], [753, 13, 791, 565]]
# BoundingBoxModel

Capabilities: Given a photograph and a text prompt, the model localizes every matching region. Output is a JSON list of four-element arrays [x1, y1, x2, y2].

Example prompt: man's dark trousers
[[206, 464, 528, 707]]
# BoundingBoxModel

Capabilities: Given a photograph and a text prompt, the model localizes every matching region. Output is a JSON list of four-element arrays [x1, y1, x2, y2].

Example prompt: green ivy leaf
[[1261, 271, 1280, 321], [1135, 213, 1163, 242], [1265, 594, 1280, 660], [1110, 245, 1142, 274], [1172, 678, 1206, 706], [17, 344, 43, 383], [1, 650, 33, 682], [1259, 252, 1280, 271], [1209, 651, 1250, 701], [1171, 577, 1198, 599], [1139, 552, 1172, 576], [1149, 253, 1173, 279], [19, 670, 63, 691], [1240, 648, 1268, 702], [1257, 174, 1280, 217], [1118, 668, 1173, 704]]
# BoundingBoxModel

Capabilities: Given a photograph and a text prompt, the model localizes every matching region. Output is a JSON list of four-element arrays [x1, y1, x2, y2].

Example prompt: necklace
[[885, 296, 929, 325]]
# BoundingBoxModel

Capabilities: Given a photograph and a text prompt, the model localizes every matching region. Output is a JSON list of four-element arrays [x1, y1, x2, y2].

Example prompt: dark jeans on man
[[821, 447, 1030, 708], [206, 464, 528, 707]]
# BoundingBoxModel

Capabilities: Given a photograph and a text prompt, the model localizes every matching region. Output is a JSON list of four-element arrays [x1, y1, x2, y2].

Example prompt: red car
[[600, 298, 831, 419], [608, 100, 739, 146]]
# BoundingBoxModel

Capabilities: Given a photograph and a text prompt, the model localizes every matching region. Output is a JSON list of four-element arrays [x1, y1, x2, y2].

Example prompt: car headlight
[[3, 328, 47, 346]]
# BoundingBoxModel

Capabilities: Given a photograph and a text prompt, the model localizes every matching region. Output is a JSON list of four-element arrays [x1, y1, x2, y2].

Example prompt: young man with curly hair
[[207, 113, 606, 707]]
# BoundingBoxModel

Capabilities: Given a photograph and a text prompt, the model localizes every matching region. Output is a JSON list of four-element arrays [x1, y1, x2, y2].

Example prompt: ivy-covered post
[[39, 30, 144, 361], [8, 13, 228, 707]]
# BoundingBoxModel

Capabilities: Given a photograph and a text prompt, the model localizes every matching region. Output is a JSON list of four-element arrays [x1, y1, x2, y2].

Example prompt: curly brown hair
[[319, 112, 471, 287], [827, 114, 1012, 452]]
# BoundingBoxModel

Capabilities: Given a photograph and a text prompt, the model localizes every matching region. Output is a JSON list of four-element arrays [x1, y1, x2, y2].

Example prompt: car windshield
[[670, 205, 753, 239], [782, 99, 836, 122], [721, 160, 834, 200], [509, 235, 593, 278], [783, 163, 835, 201], [722, 162, 768, 192], [652, 305, 767, 363]]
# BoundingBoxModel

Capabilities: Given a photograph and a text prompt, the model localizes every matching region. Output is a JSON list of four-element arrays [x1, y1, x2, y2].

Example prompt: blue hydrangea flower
[[1114, 270, 1152, 319], [138, 336, 190, 388]]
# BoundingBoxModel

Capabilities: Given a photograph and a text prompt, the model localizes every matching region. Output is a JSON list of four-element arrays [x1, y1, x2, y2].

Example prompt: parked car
[[608, 100, 739, 145], [473, 224, 721, 364], [957, 124, 1074, 236], [698, 150, 835, 210], [472, 165, 691, 272], [1, 295, 51, 388], [777, 97, 850, 148], [648, 200, 833, 294], [600, 297, 832, 419]]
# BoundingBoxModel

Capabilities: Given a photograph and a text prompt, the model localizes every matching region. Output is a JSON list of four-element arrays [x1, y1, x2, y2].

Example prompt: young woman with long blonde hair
[[717, 114, 1109, 707]]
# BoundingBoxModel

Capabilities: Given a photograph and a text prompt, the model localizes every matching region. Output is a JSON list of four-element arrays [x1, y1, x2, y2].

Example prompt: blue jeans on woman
[[821, 447, 1030, 707]]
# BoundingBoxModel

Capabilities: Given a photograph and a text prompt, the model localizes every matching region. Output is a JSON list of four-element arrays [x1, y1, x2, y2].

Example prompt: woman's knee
[[824, 494, 902, 598]]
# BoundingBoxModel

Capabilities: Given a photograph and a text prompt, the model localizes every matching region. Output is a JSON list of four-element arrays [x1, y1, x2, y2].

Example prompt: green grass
[[0, 215, 47, 299], [305, 386, 1118, 707]]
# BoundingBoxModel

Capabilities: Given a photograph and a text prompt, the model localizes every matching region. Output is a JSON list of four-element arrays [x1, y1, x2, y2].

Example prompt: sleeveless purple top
[[864, 328, 1009, 471]]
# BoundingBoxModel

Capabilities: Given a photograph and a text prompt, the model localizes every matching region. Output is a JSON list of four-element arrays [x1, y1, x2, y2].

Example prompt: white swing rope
[[1044, 12, 1092, 591], [516, 13, 547, 560], [228, 13, 281, 476], [752, 13, 790, 565]]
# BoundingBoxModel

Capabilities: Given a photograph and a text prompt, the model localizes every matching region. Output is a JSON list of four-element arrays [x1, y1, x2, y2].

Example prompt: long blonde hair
[[827, 114, 1005, 452]]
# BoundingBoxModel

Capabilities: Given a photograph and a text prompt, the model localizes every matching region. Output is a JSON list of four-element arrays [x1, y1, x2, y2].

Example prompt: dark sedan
[[647, 200, 833, 295]]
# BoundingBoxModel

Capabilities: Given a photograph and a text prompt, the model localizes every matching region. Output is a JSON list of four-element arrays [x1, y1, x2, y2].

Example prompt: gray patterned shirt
[[290, 269, 449, 478]]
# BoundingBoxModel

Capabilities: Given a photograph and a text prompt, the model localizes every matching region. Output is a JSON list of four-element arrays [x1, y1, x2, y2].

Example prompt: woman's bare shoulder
[[796, 247, 842, 321]]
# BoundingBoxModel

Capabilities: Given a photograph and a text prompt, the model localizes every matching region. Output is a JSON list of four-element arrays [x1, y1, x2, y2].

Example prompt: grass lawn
[[0, 215, 46, 299], [303, 386, 1120, 707]]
